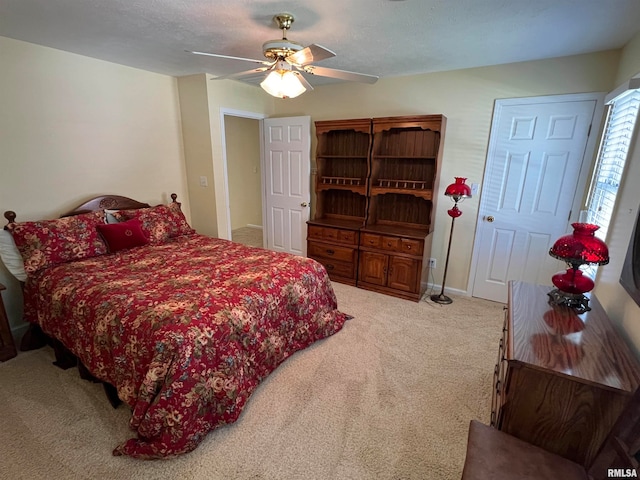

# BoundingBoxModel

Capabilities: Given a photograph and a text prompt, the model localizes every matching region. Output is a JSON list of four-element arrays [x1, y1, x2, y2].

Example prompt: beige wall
[[205, 77, 274, 238], [225, 116, 262, 230], [594, 29, 640, 353], [177, 74, 217, 237], [272, 51, 620, 293], [0, 36, 189, 333], [176, 75, 274, 238], [616, 31, 640, 86]]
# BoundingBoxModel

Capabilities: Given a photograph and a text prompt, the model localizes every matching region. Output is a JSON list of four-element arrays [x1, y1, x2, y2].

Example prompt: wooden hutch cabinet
[[307, 119, 372, 285], [492, 281, 640, 466], [307, 115, 446, 300]]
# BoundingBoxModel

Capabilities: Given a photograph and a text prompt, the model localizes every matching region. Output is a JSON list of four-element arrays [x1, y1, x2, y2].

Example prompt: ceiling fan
[[188, 13, 379, 98]]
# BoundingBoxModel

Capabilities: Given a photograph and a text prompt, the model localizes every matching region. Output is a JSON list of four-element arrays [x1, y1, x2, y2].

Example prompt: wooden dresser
[[492, 281, 640, 466]]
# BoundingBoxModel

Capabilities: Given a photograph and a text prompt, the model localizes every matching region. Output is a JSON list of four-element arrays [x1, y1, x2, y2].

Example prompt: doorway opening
[[220, 108, 267, 246]]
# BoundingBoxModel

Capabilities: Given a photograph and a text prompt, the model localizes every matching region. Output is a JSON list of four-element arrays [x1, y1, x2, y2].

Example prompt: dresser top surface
[[509, 281, 640, 392]]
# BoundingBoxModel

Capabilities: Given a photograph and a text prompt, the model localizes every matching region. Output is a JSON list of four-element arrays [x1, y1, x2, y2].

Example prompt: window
[[584, 87, 640, 240]]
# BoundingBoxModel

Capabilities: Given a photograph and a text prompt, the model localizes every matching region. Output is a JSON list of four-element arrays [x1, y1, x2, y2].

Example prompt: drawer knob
[[326, 264, 334, 270], [387, 242, 392, 247], [326, 249, 335, 255], [406, 245, 411, 250]]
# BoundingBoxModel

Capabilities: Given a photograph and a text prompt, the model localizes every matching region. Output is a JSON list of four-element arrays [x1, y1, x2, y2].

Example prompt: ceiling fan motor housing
[[262, 39, 304, 59], [262, 13, 303, 60]]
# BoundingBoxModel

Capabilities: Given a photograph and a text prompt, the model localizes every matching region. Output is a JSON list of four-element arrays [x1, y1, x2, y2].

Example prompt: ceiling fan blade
[[187, 50, 271, 66], [286, 44, 336, 66], [293, 71, 314, 92], [301, 65, 379, 84], [212, 66, 273, 81]]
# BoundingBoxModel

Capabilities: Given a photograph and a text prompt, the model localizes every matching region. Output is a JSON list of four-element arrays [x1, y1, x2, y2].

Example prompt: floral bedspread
[[23, 235, 348, 458]]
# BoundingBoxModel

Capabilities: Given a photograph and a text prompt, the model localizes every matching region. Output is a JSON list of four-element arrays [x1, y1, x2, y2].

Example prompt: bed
[[1, 194, 349, 459]]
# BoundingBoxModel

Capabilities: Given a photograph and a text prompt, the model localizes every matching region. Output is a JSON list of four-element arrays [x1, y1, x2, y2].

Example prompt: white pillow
[[0, 229, 27, 281], [105, 209, 120, 224]]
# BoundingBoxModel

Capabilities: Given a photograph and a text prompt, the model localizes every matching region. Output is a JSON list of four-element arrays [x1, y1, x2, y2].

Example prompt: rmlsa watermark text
[[608, 469, 638, 478]]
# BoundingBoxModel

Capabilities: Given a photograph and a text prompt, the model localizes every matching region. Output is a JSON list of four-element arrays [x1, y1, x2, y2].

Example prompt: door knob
[[486, 215, 495, 222], [300, 202, 309, 207]]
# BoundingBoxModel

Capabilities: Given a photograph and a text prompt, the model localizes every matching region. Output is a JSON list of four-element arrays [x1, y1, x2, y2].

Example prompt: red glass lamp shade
[[549, 223, 609, 268], [445, 177, 471, 218], [444, 177, 472, 202]]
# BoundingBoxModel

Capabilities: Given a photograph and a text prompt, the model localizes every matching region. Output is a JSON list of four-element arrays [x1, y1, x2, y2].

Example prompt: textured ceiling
[[1, 0, 640, 87]]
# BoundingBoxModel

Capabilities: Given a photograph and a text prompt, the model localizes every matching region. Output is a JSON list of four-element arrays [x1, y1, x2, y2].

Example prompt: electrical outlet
[[428, 258, 436, 269]]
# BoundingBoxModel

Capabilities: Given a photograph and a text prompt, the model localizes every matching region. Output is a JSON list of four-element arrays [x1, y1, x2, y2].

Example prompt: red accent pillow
[[8, 210, 108, 275], [96, 219, 149, 252], [112, 203, 195, 244]]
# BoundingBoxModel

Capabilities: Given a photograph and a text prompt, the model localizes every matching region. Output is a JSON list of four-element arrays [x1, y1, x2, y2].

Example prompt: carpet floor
[[0, 282, 505, 480]]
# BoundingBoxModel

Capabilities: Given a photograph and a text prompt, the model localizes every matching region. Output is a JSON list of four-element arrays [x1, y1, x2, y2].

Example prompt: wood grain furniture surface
[[462, 386, 640, 479], [491, 281, 640, 466], [0, 282, 18, 361], [307, 114, 446, 301]]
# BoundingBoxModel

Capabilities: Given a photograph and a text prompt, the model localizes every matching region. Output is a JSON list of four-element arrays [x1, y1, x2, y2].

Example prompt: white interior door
[[471, 94, 601, 303], [262, 116, 311, 256]]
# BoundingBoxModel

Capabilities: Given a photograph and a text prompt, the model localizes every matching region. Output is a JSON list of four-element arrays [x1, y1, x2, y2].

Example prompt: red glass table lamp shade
[[548, 223, 609, 312]]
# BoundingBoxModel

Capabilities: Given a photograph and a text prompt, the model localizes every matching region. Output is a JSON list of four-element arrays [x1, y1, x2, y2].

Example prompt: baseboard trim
[[423, 282, 470, 297]]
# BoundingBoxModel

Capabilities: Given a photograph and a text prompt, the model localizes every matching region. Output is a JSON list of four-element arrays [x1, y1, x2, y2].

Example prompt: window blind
[[584, 88, 640, 240]]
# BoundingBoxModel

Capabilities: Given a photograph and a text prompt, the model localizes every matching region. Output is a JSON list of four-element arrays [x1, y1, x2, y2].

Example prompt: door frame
[[467, 92, 606, 297], [219, 108, 267, 240]]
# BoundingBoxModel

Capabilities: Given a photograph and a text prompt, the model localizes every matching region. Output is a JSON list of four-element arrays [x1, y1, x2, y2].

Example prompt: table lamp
[[548, 223, 609, 313]]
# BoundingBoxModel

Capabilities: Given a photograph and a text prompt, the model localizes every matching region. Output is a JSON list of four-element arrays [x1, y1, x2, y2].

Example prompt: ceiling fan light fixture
[[260, 69, 306, 99]]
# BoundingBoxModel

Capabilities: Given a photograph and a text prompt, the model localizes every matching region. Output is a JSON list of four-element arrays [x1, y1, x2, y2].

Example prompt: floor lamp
[[431, 177, 472, 304]]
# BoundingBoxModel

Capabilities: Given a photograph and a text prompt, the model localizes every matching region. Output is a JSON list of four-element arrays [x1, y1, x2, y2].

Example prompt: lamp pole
[[431, 210, 457, 304]]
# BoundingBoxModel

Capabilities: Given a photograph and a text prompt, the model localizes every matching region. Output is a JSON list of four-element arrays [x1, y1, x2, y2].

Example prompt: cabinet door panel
[[359, 251, 388, 286], [387, 256, 420, 292]]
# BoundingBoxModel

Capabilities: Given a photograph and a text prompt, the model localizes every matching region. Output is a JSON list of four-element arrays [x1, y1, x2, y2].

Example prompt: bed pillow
[[112, 203, 195, 244], [96, 219, 149, 252], [7, 210, 108, 275], [0, 229, 27, 281], [104, 209, 120, 224]]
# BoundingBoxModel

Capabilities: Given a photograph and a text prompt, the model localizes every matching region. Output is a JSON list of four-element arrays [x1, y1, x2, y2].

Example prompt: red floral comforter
[[23, 234, 348, 458]]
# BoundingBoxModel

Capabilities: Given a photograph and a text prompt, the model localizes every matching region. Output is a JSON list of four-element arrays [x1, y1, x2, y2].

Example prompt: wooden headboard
[[4, 193, 179, 226]]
